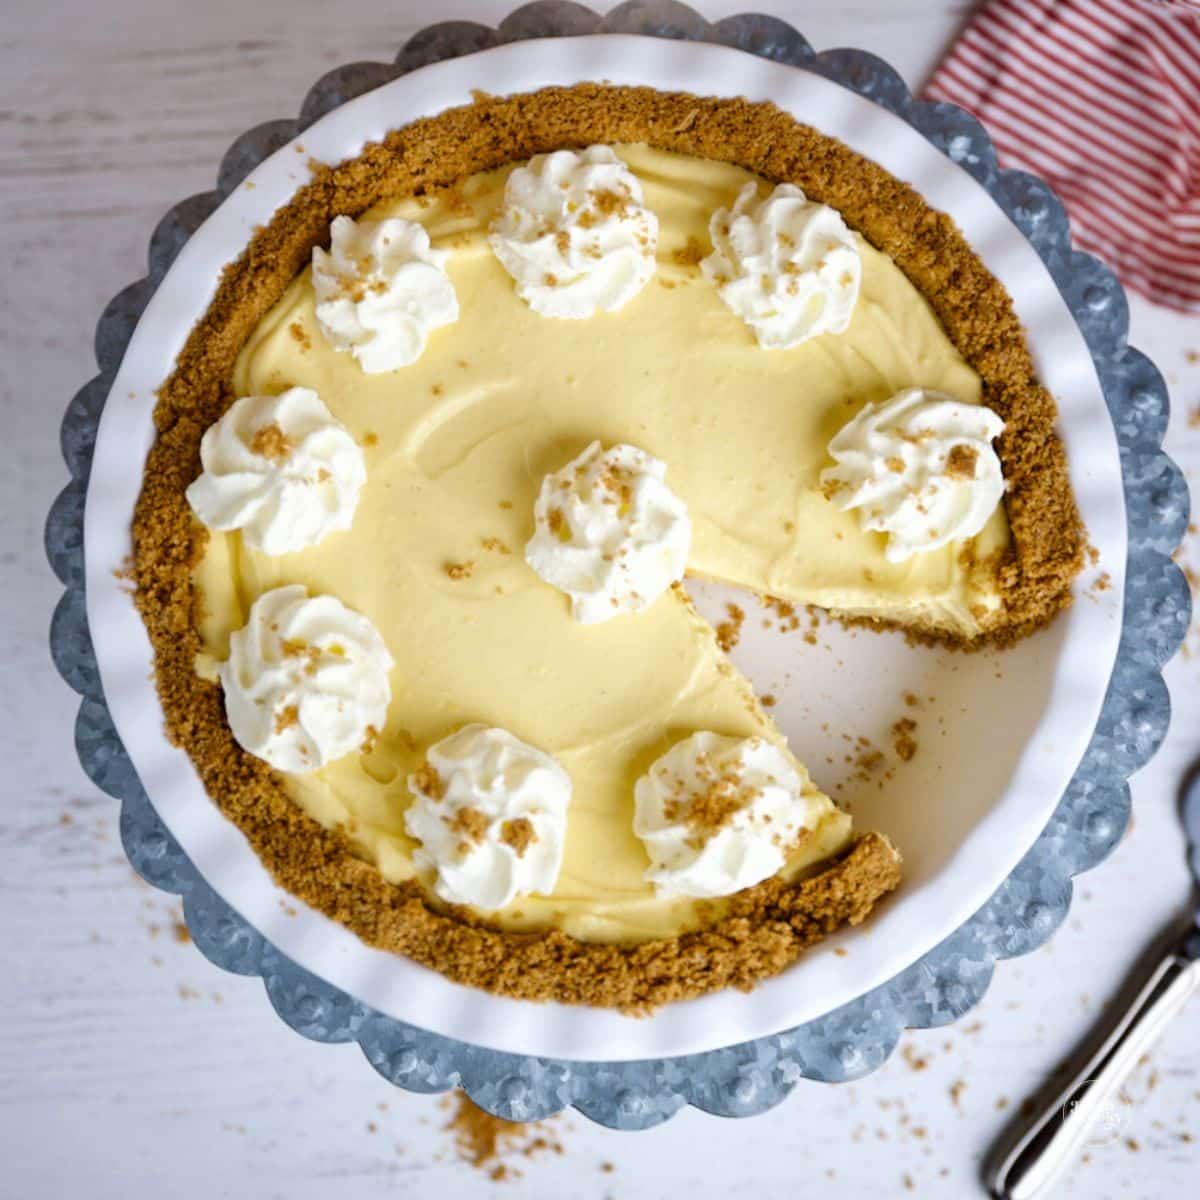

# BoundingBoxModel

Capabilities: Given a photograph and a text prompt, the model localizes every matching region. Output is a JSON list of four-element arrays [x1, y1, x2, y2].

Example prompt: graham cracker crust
[[130, 85, 1082, 1009]]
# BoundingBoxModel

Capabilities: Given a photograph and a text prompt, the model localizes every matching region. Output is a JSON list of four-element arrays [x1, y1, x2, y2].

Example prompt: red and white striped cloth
[[925, 0, 1200, 312]]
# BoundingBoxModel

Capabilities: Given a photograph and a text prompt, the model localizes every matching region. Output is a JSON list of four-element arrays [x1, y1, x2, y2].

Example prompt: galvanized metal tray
[[46, 0, 1190, 1127]]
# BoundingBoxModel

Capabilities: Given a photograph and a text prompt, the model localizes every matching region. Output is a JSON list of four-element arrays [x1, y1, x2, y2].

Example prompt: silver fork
[[986, 768, 1200, 1198]]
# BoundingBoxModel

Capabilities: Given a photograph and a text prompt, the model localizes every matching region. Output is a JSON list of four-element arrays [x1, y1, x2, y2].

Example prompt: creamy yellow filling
[[193, 145, 1007, 943]]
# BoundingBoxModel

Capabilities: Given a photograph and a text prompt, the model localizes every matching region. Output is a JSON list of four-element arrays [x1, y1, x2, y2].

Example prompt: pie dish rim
[[73, 30, 1140, 1066]]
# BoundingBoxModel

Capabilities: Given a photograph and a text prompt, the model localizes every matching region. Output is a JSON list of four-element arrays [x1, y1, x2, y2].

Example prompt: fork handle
[[988, 951, 1199, 1200]]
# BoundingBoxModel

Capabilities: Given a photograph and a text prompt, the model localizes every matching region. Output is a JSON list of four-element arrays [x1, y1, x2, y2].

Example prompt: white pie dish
[[83, 34, 1124, 1061]]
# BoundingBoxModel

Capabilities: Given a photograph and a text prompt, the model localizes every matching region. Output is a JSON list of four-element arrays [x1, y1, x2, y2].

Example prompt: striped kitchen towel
[[925, 0, 1200, 312]]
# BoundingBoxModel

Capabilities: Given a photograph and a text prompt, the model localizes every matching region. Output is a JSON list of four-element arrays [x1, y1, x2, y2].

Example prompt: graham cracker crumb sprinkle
[[945, 444, 979, 479], [500, 817, 537, 857], [715, 603, 745, 652], [662, 752, 765, 847], [249, 423, 293, 462], [129, 83, 1079, 1008], [481, 536, 511, 555], [671, 235, 705, 267], [448, 806, 489, 846], [287, 320, 311, 351], [546, 508, 568, 541], [362, 431, 379, 447], [760, 594, 801, 632], [891, 717, 918, 762], [445, 1092, 563, 1173], [279, 639, 321, 676], [593, 187, 630, 218], [273, 705, 299, 734], [445, 560, 475, 580], [856, 749, 885, 776], [412, 761, 445, 801]]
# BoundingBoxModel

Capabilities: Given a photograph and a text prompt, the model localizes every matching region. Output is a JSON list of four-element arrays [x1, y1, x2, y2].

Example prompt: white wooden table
[[3, 2, 1198, 1196]]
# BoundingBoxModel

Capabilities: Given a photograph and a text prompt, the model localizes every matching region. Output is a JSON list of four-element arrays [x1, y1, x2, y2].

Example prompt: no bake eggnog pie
[[133, 87, 1083, 1010]]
